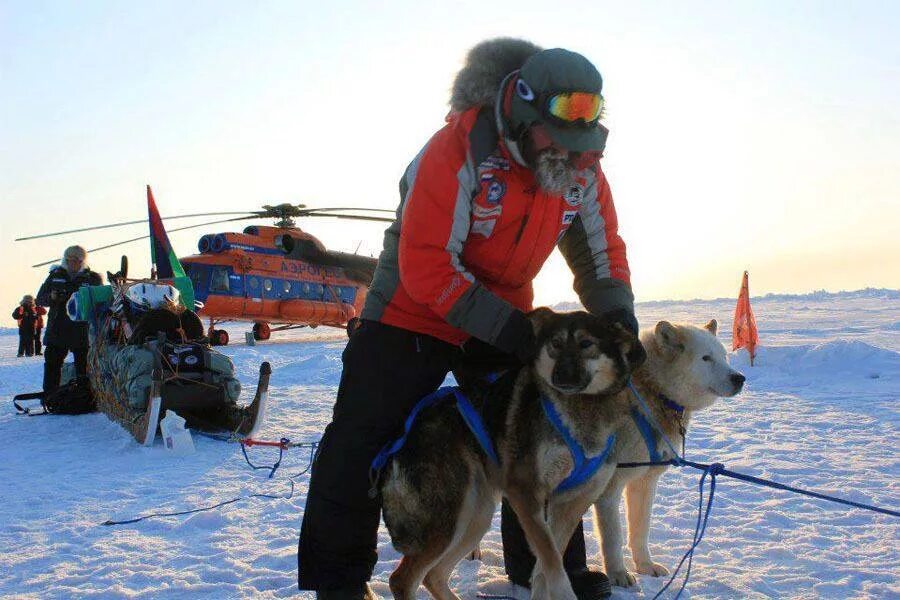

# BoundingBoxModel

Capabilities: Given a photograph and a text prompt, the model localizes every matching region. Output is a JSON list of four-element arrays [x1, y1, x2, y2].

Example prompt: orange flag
[[733, 271, 759, 365]]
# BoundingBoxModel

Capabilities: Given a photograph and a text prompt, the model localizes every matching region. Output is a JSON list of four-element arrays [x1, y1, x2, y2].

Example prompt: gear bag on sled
[[13, 376, 97, 416]]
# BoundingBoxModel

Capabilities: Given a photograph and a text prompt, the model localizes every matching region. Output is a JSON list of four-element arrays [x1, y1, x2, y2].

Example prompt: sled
[[91, 346, 272, 445]]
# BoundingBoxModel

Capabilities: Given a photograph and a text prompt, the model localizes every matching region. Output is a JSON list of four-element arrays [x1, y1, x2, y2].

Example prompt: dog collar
[[540, 396, 616, 493], [660, 394, 685, 416]]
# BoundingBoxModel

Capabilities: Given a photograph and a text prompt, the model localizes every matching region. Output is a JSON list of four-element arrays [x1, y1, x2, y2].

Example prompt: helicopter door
[[243, 273, 264, 316]]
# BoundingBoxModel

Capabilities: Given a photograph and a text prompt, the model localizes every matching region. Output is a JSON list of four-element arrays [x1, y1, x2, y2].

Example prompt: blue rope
[[103, 435, 320, 526], [239, 438, 289, 478], [651, 462, 722, 599]]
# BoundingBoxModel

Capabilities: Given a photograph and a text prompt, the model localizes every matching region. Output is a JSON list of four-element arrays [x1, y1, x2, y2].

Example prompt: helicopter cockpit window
[[184, 264, 203, 290], [210, 267, 230, 292]]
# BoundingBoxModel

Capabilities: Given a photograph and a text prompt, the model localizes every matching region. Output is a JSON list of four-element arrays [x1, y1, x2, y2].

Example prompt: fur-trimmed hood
[[449, 38, 543, 112]]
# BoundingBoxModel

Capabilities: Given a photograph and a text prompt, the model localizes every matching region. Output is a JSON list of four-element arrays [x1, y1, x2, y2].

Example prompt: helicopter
[[18, 186, 395, 345]]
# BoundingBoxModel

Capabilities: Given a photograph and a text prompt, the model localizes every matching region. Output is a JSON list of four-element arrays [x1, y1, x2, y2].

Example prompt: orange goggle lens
[[546, 92, 603, 125]]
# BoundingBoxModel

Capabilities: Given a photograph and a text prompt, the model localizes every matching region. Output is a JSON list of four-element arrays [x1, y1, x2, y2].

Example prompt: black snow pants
[[43, 344, 88, 393], [17, 330, 33, 357], [297, 319, 587, 591]]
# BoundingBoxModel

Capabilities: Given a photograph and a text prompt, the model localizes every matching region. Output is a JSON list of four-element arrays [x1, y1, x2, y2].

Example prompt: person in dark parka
[[35, 245, 103, 392], [12, 295, 39, 357]]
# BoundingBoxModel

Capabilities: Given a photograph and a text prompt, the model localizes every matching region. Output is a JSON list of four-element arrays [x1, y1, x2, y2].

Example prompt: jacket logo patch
[[564, 185, 584, 206], [473, 204, 503, 218], [471, 218, 497, 238], [562, 210, 578, 226], [487, 180, 506, 205], [479, 155, 510, 171]]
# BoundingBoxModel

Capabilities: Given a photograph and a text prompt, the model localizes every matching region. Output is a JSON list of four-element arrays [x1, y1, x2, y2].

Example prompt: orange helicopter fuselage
[[179, 225, 371, 329]]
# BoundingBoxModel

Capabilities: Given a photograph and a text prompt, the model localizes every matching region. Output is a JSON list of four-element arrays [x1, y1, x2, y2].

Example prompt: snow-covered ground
[[1, 289, 897, 599]]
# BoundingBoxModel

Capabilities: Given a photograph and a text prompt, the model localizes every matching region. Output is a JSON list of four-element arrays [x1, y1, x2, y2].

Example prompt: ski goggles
[[514, 76, 605, 127], [544, 91, 604, 126]]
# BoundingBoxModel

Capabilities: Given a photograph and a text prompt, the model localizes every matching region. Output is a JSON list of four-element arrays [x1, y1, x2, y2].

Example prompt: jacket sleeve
[[35, 272, 56, 307], [558, 165, 634, 316], [397, 126, 517, 345], [12, 308, 22, 320]]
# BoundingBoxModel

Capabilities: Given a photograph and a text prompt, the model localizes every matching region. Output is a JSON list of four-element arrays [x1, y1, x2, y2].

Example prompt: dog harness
[[540, 396, 616, 493], [369, 383, 618, 497], [369, 385, 500, 489], [630, 393, 685, 464]]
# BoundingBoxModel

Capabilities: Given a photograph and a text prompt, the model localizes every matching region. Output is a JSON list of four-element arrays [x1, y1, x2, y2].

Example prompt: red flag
[[733, 271, 759, 364]]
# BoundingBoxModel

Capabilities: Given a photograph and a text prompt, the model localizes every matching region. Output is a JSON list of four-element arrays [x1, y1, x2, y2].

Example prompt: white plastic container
[[159, 410, 195, 456]]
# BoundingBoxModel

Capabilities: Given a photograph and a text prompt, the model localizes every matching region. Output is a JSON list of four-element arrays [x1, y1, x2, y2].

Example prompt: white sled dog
[[593, 319, 745, 587]]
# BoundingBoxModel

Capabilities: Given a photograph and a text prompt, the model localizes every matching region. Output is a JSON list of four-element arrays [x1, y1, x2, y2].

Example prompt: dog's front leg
[[505, 489, 577, 600], [594, 481, 636, 588], [624, 472, 669, 577]]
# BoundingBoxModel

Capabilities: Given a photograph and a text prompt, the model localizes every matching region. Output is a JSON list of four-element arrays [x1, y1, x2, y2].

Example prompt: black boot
[[316, 583, 377, 600], [568, 568, 612, 600], [508, 569, 611, 600]]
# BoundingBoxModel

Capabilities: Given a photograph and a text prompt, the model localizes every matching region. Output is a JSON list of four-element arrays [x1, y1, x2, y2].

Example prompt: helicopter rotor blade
[[30, 215, 257, 268], [16, 211, 259, 242], [300, 213, 395, 223], [299, 207, 395, 215]]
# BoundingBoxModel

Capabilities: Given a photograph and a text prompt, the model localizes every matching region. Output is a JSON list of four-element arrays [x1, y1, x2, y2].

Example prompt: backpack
[[43, 377, 97, 414], [14, 377, 97, 416]]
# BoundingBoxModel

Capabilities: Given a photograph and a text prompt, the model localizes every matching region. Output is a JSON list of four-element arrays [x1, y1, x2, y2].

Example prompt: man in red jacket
[[299, 38, 638, 599]]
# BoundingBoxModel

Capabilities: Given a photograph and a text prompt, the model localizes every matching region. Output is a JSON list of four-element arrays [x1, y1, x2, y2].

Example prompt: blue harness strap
[[454, 389, 500, 465], [370, 385, 500, 484], [370, 386, 457, 474], [630, 407, 662, 463], [540, 397, 616, 493]]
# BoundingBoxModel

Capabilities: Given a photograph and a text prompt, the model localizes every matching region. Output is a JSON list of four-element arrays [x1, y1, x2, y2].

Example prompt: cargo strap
[[13, 391, 48, 416]]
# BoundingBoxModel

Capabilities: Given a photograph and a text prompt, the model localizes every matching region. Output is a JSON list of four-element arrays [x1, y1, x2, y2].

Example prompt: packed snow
[[1, 289, 897, 599]]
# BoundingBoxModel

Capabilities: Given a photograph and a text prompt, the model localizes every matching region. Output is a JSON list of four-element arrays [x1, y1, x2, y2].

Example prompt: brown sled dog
[[380, 308, 645, 599], [593, 319, 745, 587]]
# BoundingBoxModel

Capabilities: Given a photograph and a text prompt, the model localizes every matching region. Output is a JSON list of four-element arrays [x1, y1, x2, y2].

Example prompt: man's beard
[[533, 148, 578, 195]]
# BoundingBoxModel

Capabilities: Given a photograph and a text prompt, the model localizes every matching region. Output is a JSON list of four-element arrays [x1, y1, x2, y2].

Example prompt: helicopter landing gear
[[252, 322, 271, 341], [209, 329, 229, 346]]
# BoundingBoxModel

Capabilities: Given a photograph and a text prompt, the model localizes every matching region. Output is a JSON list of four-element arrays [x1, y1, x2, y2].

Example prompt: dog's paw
[[552, 585, 578, 600], [635, 562, 669, 577], [608, 569, 637, 588]]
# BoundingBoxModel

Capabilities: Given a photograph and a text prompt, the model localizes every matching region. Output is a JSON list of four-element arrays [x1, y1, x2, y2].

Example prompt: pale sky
[[2, 1, 898, 319]]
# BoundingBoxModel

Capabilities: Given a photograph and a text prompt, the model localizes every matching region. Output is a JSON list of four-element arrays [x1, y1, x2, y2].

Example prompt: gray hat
[[64, 245, 87, 261], [508, 48, 607, 152]]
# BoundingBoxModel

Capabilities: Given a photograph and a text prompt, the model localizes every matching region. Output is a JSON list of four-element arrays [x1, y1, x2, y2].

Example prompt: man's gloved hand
[[602, 307, 639, 335], [602, 308, 646, 369], [494, 310, 537, 365]]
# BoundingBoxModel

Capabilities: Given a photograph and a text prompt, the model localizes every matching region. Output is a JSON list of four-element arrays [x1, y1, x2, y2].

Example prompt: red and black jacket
[[362, 107, 633, 346]]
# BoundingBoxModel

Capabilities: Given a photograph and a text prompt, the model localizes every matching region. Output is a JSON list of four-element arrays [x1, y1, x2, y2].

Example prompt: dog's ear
[[655, 321, 684, 357], [703, 319, 718, 336], [610, 321, 647, 370], [527, 306, 556, 338]]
